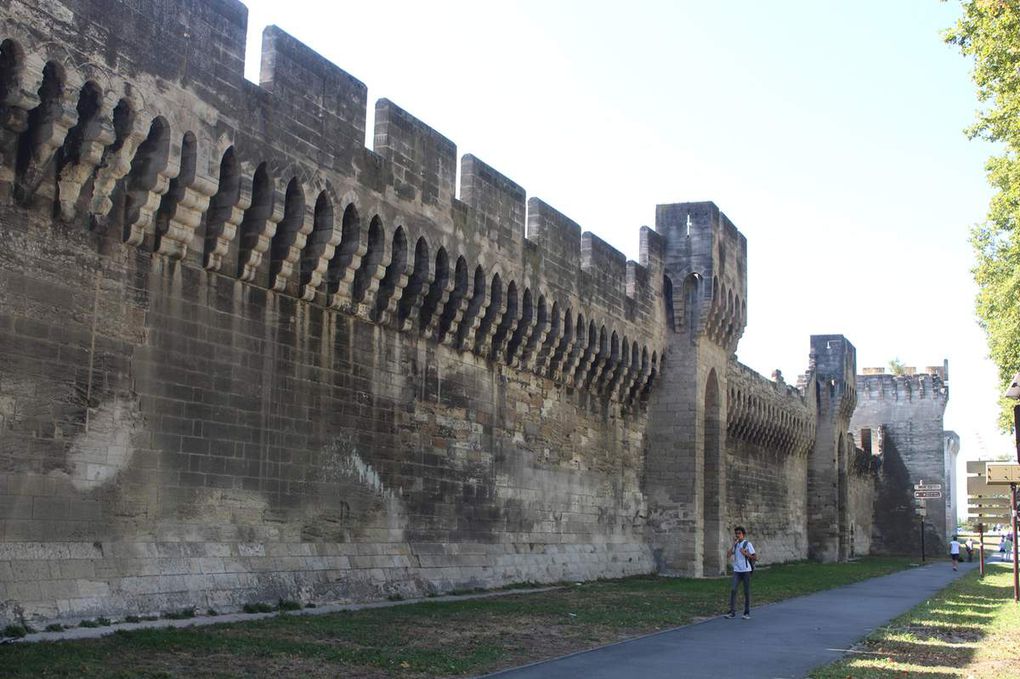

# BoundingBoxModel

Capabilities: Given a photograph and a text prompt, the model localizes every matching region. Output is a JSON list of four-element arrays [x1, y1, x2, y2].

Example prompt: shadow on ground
[[814, 573, 1013, 678]]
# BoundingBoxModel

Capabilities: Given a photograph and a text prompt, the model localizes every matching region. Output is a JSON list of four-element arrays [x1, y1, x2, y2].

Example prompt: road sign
[[966, 460, 1014, 522], [962, 495, 1011, 505], [914, 490, 942, 499], [913, 483, 942, 490], [986, 464, 1020, 484], [968, 510, 1011, 521], [967, 476, 1002, 496]]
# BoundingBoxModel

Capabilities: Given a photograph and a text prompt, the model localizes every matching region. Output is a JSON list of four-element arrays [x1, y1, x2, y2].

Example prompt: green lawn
[[0, 557, 918, 678], [809, 563, 1020, 678]]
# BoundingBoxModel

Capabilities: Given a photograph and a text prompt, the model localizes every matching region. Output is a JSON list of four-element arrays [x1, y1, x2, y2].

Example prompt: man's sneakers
[[724, 612, 736, 619], [742, 613, 751, 620]]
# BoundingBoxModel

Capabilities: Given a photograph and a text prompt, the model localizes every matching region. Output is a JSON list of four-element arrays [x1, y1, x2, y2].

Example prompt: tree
[[888, 358, 907, 376], [946, 0, 1020, 430]]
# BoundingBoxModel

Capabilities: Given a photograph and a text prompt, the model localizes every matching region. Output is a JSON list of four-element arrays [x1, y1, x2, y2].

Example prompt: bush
[[161, 608, 195, 620], [45, 623, 64, 633], [2, 624, 29, 638], [242, 602, 275, 614], [277, 599, 301, 611]]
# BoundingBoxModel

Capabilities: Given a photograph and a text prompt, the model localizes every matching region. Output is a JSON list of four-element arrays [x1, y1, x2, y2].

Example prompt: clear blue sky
[[241, 1, 1013, 510]]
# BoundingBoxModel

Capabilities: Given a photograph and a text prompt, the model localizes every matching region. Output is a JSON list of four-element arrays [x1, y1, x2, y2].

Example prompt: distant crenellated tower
[[851, 363, 951, 554]]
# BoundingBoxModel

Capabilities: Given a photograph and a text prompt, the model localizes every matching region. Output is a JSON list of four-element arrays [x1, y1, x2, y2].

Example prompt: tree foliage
[[946, 0, 1020, 429]]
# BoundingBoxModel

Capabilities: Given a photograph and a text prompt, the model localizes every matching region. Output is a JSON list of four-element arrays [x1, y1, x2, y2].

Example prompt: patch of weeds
[[124, 615, 141, 623], [95, 617, 111, 627], [304, 603, 317, 609], [44, 623, 64, 633], [502, 581, 541, 590], [448, 587, 487, 596], [139, 615, 159, 622], [78, 619, 100, 629], [386, 593, 404, 602], [162, 608, 195, 620], [2, 624, 30, 638], [242, 602, 275, 614], [206, 609, 219, 616], [277, 599, 301, 611]]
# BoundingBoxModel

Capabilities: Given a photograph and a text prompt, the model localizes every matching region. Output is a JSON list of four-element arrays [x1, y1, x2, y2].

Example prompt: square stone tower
[[851, 363, 951, 554], [645, 202, 747, 576], [807, 335, 858, 562]]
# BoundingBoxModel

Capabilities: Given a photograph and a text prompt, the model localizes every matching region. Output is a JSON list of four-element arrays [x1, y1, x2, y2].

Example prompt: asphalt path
[[481, 560, 978, 679]]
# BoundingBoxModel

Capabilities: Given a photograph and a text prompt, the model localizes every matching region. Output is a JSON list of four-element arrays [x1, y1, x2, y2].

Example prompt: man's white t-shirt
[[733, 540, 756, 573], [950, 540, 961, 555]]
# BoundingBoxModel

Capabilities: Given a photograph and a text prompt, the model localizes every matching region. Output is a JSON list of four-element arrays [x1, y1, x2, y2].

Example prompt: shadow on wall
[[872, 438, 941, 556]]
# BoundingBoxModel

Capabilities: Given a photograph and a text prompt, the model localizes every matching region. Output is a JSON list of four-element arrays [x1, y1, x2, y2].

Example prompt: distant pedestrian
[[949, 536, 961, 571], [965, 538, 974, 563], [725, 526, 756, 620], [1000, 536, 1008, 559]]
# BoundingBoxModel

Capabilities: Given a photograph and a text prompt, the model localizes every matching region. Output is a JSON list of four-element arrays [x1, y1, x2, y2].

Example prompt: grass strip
[[809, 563, 1020, 678], [0, 556, 917, 678]]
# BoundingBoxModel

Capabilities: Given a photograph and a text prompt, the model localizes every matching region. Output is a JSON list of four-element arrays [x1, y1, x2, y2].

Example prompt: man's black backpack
[[741, 540, 758, 571]]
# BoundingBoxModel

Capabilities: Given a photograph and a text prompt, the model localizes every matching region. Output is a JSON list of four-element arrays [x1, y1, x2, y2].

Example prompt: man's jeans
[[729, 571, 752, 615]]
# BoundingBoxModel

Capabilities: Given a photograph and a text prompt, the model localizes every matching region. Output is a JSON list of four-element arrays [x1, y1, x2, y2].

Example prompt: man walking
[[725, 526, 756, 620], [949, 535, 961, 571]]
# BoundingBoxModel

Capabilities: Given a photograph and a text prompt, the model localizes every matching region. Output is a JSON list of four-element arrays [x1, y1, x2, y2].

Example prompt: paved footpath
[[482, 561, 977, 679]]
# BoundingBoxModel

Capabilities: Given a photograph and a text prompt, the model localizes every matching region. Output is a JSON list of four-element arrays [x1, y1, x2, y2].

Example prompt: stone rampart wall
[[848, 448, 878, 557], [724, 440, 809, 565], [0, 0, 892, 628], [0, 0, 667, 625], [0, 198, 656, 625], [723, 362, 816, 563]]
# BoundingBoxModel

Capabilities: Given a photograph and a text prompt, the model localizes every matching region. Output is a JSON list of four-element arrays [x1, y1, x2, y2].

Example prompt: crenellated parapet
[[857, 365, 949, 406], [0, 0, 668, 406], [726, 361, 816, 455]]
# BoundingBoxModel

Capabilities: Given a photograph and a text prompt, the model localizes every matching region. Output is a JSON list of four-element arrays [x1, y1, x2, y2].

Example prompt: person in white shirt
[[725, 526, 756, 619], [949, 536, 961, 571]]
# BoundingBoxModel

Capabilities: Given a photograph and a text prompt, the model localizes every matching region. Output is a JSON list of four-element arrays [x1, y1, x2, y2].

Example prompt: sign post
[[983, 464, 1020, 603], [921, 516, 926, 562], [1013, 482, 1018, 603], [1004, 373, 1020, 600], [965, 462, 1011, 580], [978, 522, 985, 578], [913, 482, 941, 563], [1015, 403, 1020, 465]]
